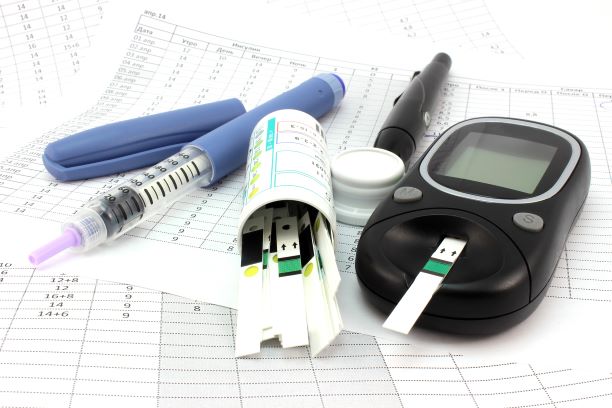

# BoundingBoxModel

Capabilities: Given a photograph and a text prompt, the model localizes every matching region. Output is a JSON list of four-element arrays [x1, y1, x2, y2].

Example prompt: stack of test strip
[[235, 202, 343, 357]]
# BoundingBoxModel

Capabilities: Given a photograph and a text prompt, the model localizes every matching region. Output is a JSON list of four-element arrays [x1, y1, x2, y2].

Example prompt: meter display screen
[[437, 132, 558, 194]]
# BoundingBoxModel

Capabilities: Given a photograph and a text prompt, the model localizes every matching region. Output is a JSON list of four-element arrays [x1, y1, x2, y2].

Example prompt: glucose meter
[[356, 117, 591, 334]]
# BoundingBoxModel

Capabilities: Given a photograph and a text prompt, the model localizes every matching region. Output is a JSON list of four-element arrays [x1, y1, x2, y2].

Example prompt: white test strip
[[313, 213, 341, 299], [322, 275, 343, 336], [263, 251, 279, 341], [235, 216, 265, 357], [312, 213, 343, 346], [267, 205, 290, 341], [260, 208, 275, 340], [299, 213, 336, 356], [383, 237, 467, 335], [315, 252, 343, 352], [275, 216, 309, 348], [328, 300, 343, 336]]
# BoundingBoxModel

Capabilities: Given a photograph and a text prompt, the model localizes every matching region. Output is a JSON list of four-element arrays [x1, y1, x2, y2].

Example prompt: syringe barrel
[[66, 146, 211, 249]]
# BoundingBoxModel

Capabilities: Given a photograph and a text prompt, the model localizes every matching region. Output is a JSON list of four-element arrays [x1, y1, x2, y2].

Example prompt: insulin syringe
[[29, 73, 345, 265]]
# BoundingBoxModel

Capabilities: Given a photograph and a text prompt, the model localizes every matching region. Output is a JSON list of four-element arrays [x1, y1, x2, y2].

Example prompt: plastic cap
[[28, 227, 81, 265], [331, 147, 405, 226], [315, 73, 345, 108]]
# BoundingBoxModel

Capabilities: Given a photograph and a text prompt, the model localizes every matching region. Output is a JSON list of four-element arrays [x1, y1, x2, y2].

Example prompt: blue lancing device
[[30, 74, 345, 265]]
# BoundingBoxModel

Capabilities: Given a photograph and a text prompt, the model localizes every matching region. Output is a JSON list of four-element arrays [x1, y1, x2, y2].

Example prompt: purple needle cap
[[28, 227, 82, 266]]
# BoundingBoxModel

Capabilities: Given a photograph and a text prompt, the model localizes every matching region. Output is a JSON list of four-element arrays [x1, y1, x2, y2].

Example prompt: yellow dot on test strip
[[304, 263, 314, 277], [250, 174, 260, 185], [273, 255, 278, 263], [244, 266, 259, 277], [248, 187, 259, 199]]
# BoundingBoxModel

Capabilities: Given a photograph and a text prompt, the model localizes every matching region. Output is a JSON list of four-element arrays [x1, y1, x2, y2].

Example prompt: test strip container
[[238, 109, 336, 245], [235, 109, 341, 356]]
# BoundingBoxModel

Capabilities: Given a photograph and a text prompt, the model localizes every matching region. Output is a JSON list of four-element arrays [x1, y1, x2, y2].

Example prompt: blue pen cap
[[43, 99, 246, 181]]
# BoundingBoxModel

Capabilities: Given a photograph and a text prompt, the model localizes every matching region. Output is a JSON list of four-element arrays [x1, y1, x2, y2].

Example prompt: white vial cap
[[331, 147, 405, 226]]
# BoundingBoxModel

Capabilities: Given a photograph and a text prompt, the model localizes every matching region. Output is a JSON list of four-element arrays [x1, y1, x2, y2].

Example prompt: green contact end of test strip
[[423, 259, 452, 276], [279, 258, 301, 276]]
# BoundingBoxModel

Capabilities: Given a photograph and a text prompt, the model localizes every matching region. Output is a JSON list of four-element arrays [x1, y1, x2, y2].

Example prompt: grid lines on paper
[[0, 0, 107, 108], [264, 0, 518, 55], [0, 263, 611, 407]]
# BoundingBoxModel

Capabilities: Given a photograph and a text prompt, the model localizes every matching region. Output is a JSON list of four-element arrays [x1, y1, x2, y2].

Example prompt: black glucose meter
[[355, 117, 591, 334]]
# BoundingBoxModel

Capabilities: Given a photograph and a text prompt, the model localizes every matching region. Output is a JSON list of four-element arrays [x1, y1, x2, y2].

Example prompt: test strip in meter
[[383, 237, 467, 335], [275, 215, 309, 348], [235, 216, 265, 357]]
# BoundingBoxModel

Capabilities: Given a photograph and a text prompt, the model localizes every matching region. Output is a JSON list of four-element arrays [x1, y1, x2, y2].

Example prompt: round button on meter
[[393, 186, 423, 203], [513, 212, 544, 232]]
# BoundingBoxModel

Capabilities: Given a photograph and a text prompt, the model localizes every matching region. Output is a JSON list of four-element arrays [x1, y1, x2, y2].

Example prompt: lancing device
[[29, 74, 345, 265], [331, 53, 451, 226], [373, 52, 451, 163]]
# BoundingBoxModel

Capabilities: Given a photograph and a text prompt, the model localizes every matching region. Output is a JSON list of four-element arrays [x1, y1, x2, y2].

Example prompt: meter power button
[[513, 212, 544, 232], [394, 187, 423, 203]]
